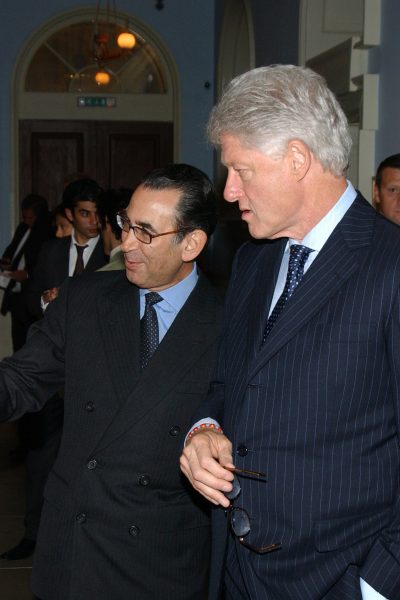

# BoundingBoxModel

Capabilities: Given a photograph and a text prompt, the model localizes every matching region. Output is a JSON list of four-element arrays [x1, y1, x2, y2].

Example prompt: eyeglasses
[[117, 212, 185, 245], [225, 467, 281, 554]]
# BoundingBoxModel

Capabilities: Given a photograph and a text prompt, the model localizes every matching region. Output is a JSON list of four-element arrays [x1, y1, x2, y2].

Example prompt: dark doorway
[[19, 119, 173, 207]]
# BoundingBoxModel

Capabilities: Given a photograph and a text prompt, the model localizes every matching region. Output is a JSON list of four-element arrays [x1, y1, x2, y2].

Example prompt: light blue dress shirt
[[268, 180, 357, 315], [139, 264, 198, 342]]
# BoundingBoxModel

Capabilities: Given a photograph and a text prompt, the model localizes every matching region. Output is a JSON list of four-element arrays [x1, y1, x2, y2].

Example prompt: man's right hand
[[42, 287, 60, 304], [180, 430, 235, 507]]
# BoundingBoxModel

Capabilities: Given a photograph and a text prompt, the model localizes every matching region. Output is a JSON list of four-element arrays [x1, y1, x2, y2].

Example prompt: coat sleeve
[[189, 250, 242, 427], [0, 279, 69, 421], [25, 241, 54, 319]]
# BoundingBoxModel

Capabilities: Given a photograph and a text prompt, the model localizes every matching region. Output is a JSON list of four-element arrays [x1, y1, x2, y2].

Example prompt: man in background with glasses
[[181, 65, 400, 600], [0, 164, 223, 600]]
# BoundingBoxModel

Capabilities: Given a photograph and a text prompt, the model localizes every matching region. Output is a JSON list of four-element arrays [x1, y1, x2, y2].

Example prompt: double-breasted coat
[[0, 270, 223, 599]]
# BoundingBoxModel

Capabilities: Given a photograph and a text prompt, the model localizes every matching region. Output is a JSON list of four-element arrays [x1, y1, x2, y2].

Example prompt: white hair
[[207, 65, 352, 177]]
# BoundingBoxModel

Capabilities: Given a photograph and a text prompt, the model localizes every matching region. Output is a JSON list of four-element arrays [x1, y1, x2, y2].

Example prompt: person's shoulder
[[197, 272, 225, 304], [69, 268, 127, 292], [236, 237, 279, 265], [41, 236, 71, 251]]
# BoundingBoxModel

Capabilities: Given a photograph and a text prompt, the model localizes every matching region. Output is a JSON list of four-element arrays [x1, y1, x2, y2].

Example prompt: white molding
[[358, 129, 376, 201], [363, 0, 381, 46]]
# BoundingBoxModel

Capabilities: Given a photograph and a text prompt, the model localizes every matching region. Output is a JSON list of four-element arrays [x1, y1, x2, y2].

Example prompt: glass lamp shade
[[117, 31, 136, 49], [95, 70, 111, 85]]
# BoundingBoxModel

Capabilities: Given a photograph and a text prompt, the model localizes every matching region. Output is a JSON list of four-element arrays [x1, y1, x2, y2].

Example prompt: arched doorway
[[12, 7, 180, 217]]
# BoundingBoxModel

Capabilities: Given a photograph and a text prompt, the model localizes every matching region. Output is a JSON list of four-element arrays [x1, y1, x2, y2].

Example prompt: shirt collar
[[71, 231, 100, 249], [139, 264, 198, 313], [290, 180, 357, 252]]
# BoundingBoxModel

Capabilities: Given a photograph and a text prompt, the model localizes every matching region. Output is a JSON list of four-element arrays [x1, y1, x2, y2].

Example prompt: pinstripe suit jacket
[[204, 194, 400, 600]]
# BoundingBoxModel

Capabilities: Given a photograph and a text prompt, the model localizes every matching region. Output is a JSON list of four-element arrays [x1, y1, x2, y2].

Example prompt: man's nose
[[224, 172, 244, 203], [121, 228, 140, 251]]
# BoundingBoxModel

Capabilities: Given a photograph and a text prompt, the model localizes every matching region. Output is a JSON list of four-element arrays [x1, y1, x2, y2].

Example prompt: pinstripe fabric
[[204, 194, 400, 600]]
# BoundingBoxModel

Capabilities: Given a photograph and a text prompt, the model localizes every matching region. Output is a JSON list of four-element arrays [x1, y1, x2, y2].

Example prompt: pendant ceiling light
[[92, 0, 136, 85]]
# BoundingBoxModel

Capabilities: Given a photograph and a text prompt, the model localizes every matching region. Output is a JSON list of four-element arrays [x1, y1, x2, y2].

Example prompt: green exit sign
[[77, 96, 116, 108]]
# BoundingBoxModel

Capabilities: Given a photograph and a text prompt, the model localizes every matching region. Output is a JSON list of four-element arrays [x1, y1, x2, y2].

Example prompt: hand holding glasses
[[225, 466, 281, 554]]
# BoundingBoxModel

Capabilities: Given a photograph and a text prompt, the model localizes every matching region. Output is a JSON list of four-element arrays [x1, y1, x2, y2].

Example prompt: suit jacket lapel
[[91, 275, 220, 452], [60, 238, 71, 280], [97, 274, 140, 404], [248, 194, 375, 379], [246, 239, 286, 362], [85, 238, 106, 272]]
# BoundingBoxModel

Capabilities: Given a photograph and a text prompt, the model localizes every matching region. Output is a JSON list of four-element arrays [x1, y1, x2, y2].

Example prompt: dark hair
[[375, 154, 400, 188], [52, 203, 70, 219], [21, 193, 48, 219], [62, 178, 102, 211], [51, 203, 72, 226], [97, 188, 132, 240], [140, 164, 218, 241]]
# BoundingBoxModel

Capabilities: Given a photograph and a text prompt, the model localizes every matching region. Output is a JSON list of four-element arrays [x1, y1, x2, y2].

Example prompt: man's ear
[[287, 139, 311, 181], [373, 182, 381, 206], [65, 207, 74, 223], [181, 229, 208, 262]]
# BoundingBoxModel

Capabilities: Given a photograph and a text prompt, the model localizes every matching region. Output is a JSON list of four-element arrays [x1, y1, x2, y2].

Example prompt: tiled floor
[[0, 422, 36, 600]]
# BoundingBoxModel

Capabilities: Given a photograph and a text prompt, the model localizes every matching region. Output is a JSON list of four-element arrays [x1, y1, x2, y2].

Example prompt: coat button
[[236, 444, 248, 457], [76, 513, 87, 524], [87, 459, 97, 470], [169, 425, 180, 437], [129, 525, 140, 537], [138, 474, 150, 486], [85, 401, 95, 412]]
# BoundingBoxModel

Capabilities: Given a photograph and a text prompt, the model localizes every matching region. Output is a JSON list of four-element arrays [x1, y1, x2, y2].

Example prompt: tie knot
[[145, 292, 162, 307], [289, 244, 312, 264], [75, 244, 88, 255]]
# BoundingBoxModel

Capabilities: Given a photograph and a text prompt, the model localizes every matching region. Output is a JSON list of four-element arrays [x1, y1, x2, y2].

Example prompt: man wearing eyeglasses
[[0, 164, 223, 600], [181, 66, 400, 600]]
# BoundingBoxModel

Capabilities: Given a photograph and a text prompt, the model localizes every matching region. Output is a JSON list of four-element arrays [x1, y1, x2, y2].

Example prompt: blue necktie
[[262, 244, 313, 342], [140, 292, 163, 370]]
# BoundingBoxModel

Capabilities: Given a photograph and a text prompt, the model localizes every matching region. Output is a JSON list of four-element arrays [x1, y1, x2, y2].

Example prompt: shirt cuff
[[40, 297, 49, 312], [360, 577, 388, 600], [184, 418, 222, 446]]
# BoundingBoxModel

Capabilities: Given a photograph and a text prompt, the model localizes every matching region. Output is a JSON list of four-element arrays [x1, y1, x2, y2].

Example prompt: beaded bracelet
[[187, 422, 223, 439]]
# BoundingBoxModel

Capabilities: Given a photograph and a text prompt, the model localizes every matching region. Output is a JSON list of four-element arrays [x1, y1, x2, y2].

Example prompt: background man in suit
[[27, 178, 107, 317], [0, 193, 51, 350], [0, 164, 223, 599], [180, 65, 400, 600], [373, 153, 400, 225]]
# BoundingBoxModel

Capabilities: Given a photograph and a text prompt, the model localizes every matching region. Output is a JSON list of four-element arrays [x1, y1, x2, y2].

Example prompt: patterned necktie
[[262, 244, 313, 342], [140, 292, 163, 370], [73, 244, 88, 276]]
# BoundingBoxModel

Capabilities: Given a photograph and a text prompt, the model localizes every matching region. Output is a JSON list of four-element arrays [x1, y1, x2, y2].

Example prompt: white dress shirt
[[68, 232, 100, 276]]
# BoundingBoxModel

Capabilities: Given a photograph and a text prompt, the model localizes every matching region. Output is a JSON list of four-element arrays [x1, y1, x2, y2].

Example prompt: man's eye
[[238, 170, 251, 181], [80, 211, 89, 217]]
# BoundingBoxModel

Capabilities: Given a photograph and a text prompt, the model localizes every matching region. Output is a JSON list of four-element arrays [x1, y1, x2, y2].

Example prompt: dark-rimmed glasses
[[225, 467, 281, 554], [117, 211, 185, 245]]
